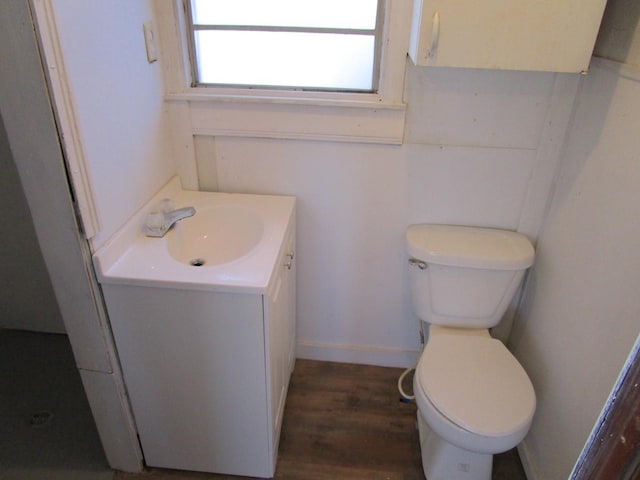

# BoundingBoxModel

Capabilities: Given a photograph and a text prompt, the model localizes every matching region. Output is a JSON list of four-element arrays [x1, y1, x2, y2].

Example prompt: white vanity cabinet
[[409, 0, 608, 73], [101, 222, 296, 478]]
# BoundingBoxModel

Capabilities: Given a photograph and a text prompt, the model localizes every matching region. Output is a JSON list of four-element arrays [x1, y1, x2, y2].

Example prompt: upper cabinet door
[[408, 0, 608, 73]]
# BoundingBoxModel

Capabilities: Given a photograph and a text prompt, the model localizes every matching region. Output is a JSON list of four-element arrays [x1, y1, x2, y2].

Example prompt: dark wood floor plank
[[115, 359, 526, 480]]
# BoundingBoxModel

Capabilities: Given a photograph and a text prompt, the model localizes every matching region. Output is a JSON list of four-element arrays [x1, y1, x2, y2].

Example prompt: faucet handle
[[145, 211, 165, 229], [159, 198, 175, 214], [142, 211, 167, 237]]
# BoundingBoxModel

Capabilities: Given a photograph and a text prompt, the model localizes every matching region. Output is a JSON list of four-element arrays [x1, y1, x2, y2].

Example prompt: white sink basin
[[167, 205, 264, 267], [92, 177, 295, 294]]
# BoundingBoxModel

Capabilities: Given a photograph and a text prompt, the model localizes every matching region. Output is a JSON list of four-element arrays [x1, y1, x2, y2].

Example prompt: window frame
[[155, 0, 411, 144], [184, 0, 386, 93]]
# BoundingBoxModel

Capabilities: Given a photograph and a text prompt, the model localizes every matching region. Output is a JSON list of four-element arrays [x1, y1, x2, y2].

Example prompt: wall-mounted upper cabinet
[[408, 0, 608, 73]]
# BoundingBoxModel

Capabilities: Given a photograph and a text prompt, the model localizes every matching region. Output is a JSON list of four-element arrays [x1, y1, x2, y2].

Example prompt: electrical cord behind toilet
[[398, 363, 416, 401], [398, 320, 425, 402]]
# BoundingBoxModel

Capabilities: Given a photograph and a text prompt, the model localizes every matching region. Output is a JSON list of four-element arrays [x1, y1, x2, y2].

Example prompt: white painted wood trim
[[31, 0, 101, 238], [154, 0, 410, 145], [154, 0, 191, 93], [296, 340, 421, 369], [193, 135, 218, 191], [167, 101, 198, 189], [518, 440, 542, 480], [378, 0, 413, 104], [80, 370, 144, 472], [167, 91, 406, 109], [186, 99, 407, 145]]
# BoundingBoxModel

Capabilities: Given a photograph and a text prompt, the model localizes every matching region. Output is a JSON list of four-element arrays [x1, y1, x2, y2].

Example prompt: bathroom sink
[[92, 176, 295, 294], [167, 205, 264, 267]]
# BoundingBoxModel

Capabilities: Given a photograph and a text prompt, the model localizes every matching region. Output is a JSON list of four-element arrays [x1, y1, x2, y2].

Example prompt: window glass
[[188, 0, 381, 91], [194, 31, 375, 90], [190, 0, 378, 30]]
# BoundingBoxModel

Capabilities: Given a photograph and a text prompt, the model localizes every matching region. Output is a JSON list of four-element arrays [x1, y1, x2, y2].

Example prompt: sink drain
[[190, 258, 206, 267]]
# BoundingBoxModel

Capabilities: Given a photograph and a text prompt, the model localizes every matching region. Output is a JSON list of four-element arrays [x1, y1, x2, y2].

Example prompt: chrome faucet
[[142, 203, 196, 238]]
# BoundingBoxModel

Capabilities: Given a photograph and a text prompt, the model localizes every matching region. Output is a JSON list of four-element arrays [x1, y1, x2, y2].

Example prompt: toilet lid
[[417, 333, 536, 438]]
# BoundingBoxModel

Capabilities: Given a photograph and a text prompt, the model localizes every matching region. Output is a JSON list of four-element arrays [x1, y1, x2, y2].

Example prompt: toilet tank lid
[[406, 225, 534, 270]]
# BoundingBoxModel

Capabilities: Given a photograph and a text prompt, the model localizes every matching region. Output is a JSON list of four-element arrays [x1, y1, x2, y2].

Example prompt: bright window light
[[188, 0, 381, 91], [190, 0, 378, 29]]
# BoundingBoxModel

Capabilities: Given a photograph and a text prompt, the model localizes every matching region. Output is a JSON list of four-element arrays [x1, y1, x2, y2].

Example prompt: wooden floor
[[115, 359, 527, 480]]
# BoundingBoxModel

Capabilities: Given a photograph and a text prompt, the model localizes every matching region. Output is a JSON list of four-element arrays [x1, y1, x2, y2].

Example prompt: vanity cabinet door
[[103, 285, 272, 477], [266, 272, 287, 448], [264, 227, 296, 467], [283, 231, 296, 376], [409, 0, 607, 73]]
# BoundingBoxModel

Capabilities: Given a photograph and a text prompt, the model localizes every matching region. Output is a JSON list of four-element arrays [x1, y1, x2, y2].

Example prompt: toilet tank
[[406, 225, 534, 328]]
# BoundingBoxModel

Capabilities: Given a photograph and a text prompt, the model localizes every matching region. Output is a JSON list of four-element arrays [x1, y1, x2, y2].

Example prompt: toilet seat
[[414, 330, 535, 452]]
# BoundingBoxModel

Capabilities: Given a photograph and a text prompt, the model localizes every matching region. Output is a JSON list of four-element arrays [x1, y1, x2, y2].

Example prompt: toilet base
[[417, 413, 492, 480]]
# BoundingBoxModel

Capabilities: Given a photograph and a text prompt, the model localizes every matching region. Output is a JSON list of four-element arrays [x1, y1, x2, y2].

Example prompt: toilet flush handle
[[408, 258, 428, 270]]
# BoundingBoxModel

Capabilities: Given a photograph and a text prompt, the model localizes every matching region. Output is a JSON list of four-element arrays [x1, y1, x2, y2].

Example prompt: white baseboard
[[518, 440, 540, 480], [296, 340, 420, 368]]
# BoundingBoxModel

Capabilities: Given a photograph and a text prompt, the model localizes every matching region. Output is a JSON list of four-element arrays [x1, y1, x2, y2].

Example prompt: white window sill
[[165, 90, 407, 144]]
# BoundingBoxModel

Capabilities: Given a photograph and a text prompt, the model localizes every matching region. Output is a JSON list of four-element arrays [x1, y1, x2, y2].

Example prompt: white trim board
[[31, 0, 101, 238], [518, 440, 541, 480], [187, 99, 407, 145], [296, 340, 421, 369]]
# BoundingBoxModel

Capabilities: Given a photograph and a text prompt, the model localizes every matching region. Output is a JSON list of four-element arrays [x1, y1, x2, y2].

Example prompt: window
[[156, 1, 410, 144], [185, 0, 383, 92]]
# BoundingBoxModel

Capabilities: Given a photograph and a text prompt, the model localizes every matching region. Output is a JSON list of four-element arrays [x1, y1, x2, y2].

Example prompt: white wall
[[510, 6, 640, 478], [192, 65, 575, 366], [49, 0, 175, 250]]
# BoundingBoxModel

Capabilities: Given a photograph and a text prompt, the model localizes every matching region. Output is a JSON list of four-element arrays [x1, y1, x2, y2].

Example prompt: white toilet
[[406, 224, 536, 480]]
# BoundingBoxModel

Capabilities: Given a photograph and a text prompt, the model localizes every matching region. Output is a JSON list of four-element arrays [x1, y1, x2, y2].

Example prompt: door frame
[[571, 334, 640, 479], [0, 0, 143, 471]]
